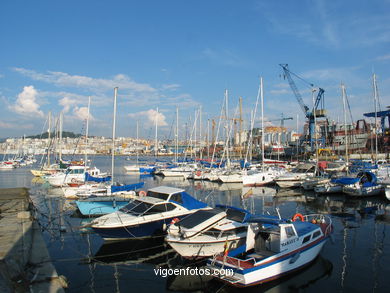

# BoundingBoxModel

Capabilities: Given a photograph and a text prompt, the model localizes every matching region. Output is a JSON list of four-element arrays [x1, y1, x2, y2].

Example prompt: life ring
[[196, 170, 201, 177], [139, 190, 147, 197], [71, 178, 77, 183], [292, 213, 305, 222], [170, 217, 180, 225]]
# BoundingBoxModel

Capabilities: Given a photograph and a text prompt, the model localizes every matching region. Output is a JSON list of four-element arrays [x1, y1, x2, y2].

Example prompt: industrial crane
[[267, 113, 293, 128], [279, 64, 326, 150]]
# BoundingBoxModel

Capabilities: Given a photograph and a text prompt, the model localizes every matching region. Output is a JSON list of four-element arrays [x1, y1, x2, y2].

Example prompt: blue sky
[[0, 0, 389, 139]]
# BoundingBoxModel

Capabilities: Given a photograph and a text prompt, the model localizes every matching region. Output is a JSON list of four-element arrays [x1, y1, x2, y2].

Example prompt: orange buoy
[[170, 217, 180, 225], [292, 213, 305, 222], [139, 190, 147, 197]]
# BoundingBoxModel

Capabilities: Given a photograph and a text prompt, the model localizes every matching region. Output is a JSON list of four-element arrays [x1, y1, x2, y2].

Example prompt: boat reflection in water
[[166, 256, 332, 292], [90, 236, 178, 266]]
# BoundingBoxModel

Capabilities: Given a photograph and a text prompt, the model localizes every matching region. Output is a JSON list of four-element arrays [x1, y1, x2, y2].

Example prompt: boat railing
[[87, 206, 106, 217], [303, 214, 333, 236], [210, 253, 255, 270]]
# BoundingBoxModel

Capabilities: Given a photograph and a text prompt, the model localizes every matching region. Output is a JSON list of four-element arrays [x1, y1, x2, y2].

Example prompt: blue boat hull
[[92, 217, 178, 240], [76, 200, 129, 216]]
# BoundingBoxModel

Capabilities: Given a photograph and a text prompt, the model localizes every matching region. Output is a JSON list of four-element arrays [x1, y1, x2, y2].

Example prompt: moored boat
[[207, 213, 333, 287], [275, 163, 316, 188], [166, 205, 251, 259], [89, 186, 208, 240]]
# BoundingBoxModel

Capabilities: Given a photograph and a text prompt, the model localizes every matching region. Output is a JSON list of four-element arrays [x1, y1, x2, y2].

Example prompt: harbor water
[[1, 155, 389, 292]]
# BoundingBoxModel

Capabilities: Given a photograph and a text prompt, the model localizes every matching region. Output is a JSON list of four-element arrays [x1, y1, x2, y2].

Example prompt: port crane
[[267, 113, 293, 128], [279, 64, 326, 150]]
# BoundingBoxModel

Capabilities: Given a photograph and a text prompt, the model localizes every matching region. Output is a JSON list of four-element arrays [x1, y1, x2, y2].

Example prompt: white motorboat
[[89, 186, 208, 240], [275, 163, 316, 188], [166, 205, 251, 258], [218, 170, 243, 183], [242, 167, 285, 187], [45, 166, 107, 187], [207, 213, 333, 287]]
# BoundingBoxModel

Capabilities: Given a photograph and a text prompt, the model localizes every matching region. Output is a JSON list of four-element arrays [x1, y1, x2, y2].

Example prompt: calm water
[[1, 155, 390, 292]]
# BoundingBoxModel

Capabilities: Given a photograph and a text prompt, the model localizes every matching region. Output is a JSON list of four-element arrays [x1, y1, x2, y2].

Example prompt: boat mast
[[312, 88, 319, 170], [155, 107, 158, 159], [175, 106, 179, 163], [85, 96, 91, 169], [260, 77, 265, 172], [59, 111, 63, 161], [112, 88, 118, 185], [199, 106, 202, 160], [47, 111, 51, 166], [136, 120, 139, 167], [296, 113, 299, 162], [225, 90, 230, 167], [373, 74, 379, 164], [341, 83, 349, 173]]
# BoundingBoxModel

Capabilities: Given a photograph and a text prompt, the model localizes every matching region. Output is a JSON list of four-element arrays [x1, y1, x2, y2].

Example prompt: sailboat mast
[[175, 106, 179, 163], [136, 120, 139, 166], [373, 74, 379, 164], [47, 111, 51, 166], [59, 112, 63, 161], [155, 107, 158, 158], [112, 88, 118, 185], [85, 96, 91, 168], [199, 106, 202, 160], [260, 77, 265, 172], [341, 83, 349, 173], [312, 88, 319, 168]]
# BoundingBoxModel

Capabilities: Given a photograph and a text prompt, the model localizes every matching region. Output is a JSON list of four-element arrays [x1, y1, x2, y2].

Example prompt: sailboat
[[242, 78, 285, 187], [75, 88, 143, 216]]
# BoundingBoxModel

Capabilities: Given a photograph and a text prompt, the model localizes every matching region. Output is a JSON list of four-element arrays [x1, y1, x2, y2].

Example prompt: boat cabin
[[66, 166, 86, 175], [246, 218, 323, 258], [169, 205, 250, 239], [119, 197, 178, 217]]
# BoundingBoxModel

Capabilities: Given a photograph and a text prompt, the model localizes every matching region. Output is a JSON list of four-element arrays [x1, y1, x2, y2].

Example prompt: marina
[[0, 155, 390, 292], [1, 2, 390, 292]]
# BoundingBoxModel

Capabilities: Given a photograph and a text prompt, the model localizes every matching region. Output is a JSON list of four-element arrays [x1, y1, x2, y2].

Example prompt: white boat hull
[[232, 240, 326, 286], [167, 237, 244, 258]]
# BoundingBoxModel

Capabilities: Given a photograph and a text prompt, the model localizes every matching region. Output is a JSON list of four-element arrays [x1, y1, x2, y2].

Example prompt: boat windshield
[[119, 200, 177, 216], [225, 208, 247, 223], [147, 191, 170, 200], [178, 209, 221, 229]]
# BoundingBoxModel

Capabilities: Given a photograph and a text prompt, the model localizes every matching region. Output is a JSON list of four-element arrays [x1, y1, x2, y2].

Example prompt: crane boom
[[279, 63, 326, 151], [280, 64, 309, 115]]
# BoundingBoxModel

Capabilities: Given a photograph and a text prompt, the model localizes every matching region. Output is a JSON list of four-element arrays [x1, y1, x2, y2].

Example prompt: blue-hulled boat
[[207, 213, 333, 287], [75, 182, 144, 216], [343, 171, 384, 197], [89, 186, 208, 240]]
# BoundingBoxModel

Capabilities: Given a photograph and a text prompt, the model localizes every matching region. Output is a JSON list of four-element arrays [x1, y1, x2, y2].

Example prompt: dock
[[0, 188, 66, 292]]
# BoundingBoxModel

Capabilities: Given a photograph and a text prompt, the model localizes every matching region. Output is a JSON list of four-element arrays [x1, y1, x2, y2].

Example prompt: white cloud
[[12, 68, 157, 93], [10, 85, 44, 117], [375, 54, 390, 61], [128, 109, 168, 127], [73, 106, 94, 121], [161, 84, 180, 91], [59, 96, 78, 113]]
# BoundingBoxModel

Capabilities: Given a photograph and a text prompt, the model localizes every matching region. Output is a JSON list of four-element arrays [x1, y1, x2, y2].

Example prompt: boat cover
[[85, 172, 112, 183], [175, 192, 208, 210], [111, 182, 144, 193]]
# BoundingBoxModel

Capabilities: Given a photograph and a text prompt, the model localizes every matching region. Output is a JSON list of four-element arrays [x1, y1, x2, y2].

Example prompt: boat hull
[[167, 236, 245, 259], [92, 217, 177, 240], [212, 238, 327, 287], [76, 199, 129, 216]]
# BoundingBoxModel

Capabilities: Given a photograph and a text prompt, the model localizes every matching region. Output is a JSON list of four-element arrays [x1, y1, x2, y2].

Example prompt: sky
[[1, 0, 389, 140]]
